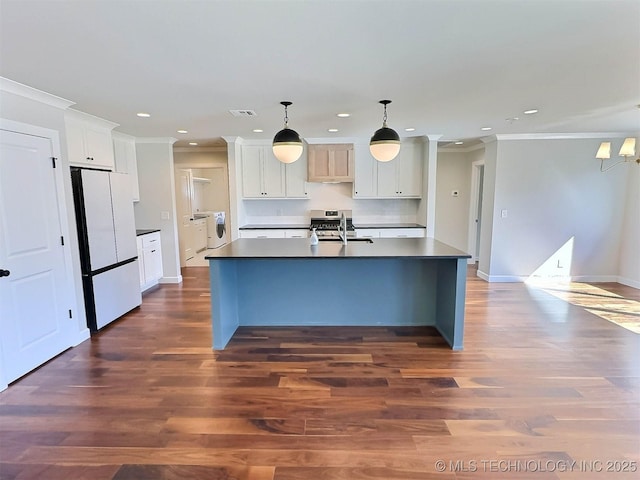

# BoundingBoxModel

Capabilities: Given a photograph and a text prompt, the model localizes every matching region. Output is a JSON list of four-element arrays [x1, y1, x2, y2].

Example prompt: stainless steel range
[[309, 209, 356, 238]]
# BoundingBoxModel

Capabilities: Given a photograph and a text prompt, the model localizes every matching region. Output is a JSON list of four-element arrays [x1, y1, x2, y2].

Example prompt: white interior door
[[0, 129, 73, 384], [176, 169, 194, 264]]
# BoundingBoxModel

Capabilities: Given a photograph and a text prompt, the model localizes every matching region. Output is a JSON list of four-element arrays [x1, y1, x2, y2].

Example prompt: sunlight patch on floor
[[528, 279, 640, 334]]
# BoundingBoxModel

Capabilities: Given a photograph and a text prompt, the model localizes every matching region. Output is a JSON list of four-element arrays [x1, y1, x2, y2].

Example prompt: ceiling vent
[[229, 109, 257, 117]]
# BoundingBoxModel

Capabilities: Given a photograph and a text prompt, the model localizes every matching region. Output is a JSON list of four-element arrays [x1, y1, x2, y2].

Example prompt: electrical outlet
[[161, 211, 170, 220], [501, 209, 508, 218]]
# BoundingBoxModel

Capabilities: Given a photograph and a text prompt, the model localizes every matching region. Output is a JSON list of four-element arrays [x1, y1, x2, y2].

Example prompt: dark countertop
[[205, 237, 470, 260], [136, 229, 161, 236], [239, 223, 426, 230], [356, 223, 426, 229], [240, 224, 309, 230]]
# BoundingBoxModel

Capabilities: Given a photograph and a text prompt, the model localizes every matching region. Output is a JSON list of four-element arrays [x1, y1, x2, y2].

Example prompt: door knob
[[0, 269, 10, 277]]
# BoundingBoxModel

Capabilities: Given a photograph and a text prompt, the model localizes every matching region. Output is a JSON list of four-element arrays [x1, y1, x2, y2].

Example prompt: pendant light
[[369, 100, 400, 162], [272, 101, 303, 163]]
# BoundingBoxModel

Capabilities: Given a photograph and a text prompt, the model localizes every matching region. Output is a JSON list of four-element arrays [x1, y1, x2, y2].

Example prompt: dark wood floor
[[1, 267, 639, 479]]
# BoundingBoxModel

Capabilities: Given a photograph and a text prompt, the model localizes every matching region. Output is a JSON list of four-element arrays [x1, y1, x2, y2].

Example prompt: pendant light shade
[[273, 101, 303, 164], [370, 100, 400, 162]]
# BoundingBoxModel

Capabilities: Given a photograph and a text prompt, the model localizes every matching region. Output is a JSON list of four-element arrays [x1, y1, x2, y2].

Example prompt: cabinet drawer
[[239, 230, 286, 239], [284, 229, 309, 238], [141, 232, 161, 247], [379, 228, 425, 238]]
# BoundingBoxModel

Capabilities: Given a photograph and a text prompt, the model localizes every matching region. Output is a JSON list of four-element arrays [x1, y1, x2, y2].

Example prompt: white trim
[[617, 276, 640, 289], [136, 137, 178, 144], [467, 160, 484, 263], [494, 132, 636, 141], [439, 142, 486, 153], [71, 329, 91, 346], [477, 269, 490, 281], [112, 131, 136, 141], [159, 275, 183, 284], [66, 108, 119, 129], [0, 76, 75, 109], [173, 146, 227, 153]]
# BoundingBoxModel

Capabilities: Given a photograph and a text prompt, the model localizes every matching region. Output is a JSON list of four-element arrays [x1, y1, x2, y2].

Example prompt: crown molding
[[494, 132, 636, 140], [0, 76, 75, 110], [66, 108, 119, 129], [174, 146, 228, 153], [439, 142, 486, 153], [135, 137, 178, 145]]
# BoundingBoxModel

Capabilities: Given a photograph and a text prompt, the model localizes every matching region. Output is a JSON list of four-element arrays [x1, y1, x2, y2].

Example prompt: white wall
[[134, 139, 182, 284], [434, 151, 473, 251], [0, 88, 89, 342], [483, 137, 630, 282]]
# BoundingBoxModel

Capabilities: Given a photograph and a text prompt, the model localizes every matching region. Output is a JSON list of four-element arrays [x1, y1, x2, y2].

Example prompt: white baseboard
[[160, 275, 183, 284], [476, 270, 639, 288], [71, 328, 90, 346], [616, 276, 640, 289]]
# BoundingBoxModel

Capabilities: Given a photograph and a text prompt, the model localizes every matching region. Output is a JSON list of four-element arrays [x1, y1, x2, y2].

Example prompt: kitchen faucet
[[338, 212, 348, 245]]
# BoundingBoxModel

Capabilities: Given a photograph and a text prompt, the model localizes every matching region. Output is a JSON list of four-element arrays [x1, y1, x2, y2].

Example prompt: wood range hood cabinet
[[307, 143, 354, 183]]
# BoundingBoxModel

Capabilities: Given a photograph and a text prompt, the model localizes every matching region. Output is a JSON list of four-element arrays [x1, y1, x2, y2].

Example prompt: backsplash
[[243, 182, 420, 225]]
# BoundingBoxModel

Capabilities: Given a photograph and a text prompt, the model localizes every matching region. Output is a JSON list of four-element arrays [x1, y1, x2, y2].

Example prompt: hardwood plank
[[0, 266, 637, 479]]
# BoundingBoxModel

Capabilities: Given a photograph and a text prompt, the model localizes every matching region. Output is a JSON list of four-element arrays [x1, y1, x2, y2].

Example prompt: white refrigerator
[[71, 168, 142, 332]]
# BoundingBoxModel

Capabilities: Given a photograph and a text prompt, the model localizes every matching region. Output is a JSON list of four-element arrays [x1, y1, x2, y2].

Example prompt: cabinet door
[[353, 145, 377, 198], [84, 123, 115, 169], [396, 143, 423, 198], [242, 146, 264, 198], [285, 150, 309, 198], [308, 144, 354, 182], [143, 247, 163, 283], [113, 136, 140, 201], [262, 148, 286, 197], [376, 160, 399, 197], [65, 116, 89, 166]]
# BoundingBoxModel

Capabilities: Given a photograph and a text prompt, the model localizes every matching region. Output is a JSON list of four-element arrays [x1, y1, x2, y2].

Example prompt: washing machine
[[207, 211, 228, 249]]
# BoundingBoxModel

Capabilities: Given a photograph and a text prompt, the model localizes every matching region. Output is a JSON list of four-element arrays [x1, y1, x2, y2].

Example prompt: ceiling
[[1, 0, 639, 148]]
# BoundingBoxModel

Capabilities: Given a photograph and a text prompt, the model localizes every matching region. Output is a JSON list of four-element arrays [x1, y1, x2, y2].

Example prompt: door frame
[[467, 159, 485, 265], [0, 118, 86, 390]]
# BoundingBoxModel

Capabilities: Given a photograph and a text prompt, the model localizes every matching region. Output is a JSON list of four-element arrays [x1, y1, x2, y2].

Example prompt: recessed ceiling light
[[136, 112, 151, 118], [336, 113, 350, 118], [189, 142, 198, 146], [328, 128, 339, 133], [177, 130, 188, 134], [523, 109, 538, 115], [253, 129, 263, 133], [455, 141, 464, 145], [405, 127, 416, 132], [481, 127, 492, 131]]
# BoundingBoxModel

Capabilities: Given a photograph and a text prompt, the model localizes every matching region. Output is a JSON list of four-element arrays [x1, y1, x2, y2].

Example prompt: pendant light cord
[[283, 104, 289, 128], [382, 104, 388, 127]]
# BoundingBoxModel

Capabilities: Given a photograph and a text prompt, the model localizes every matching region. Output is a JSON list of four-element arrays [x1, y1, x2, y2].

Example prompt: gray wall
[[134, 140, 182, 283], [434, 151, 472, 251], [480, 137, 633, 282]]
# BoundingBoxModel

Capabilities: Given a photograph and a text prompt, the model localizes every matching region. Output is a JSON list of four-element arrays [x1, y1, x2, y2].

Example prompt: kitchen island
[[205, 238, 471, 350]]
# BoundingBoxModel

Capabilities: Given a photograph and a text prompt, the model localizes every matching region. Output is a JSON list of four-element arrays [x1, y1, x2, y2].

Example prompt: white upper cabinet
[[353, 144, 378, 198], [285, 145, 309, 198], [65, 109, 118, 170], [112, 132, 140, 202], [242, 144, 307, 199], [353, 140, 423, 199]]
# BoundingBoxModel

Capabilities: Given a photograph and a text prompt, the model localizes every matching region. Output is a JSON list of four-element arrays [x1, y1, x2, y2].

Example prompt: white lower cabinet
[[193, 219, 207, 252], [378, 228, 425, 238], [239, 229, 308, 239], [357, 228, 425, 238], [239, 229, 286, 239], [137, 232, 163, 292]]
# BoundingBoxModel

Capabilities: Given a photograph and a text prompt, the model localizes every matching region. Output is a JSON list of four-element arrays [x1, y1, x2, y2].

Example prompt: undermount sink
[[318, 237, 373, 243]]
